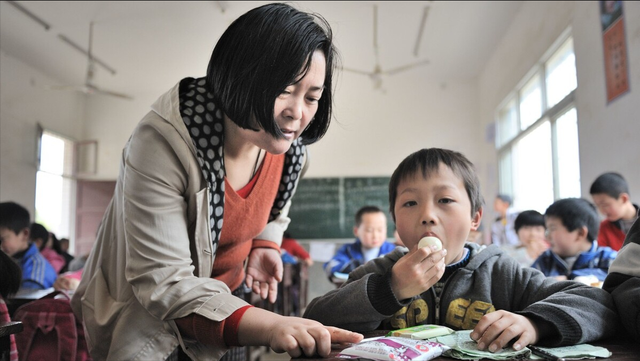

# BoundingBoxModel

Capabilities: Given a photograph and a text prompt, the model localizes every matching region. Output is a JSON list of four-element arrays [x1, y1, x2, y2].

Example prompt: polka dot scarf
[[178, 77, 305, 257]]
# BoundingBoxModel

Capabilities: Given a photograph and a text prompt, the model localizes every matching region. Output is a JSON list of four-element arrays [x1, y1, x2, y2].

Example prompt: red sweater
[[176, 152, 284, 347]]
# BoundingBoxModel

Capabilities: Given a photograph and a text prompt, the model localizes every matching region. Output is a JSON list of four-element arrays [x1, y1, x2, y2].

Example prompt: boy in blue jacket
[[305, 148, 619, 352], [532, 198, 617, 282]]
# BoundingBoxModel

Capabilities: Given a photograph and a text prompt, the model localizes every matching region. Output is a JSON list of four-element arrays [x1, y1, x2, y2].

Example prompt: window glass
[[555, 108, 581, 198], [519, 73, 542, 130], [546, 38, 577, 109], [512, 121, 554, 214]]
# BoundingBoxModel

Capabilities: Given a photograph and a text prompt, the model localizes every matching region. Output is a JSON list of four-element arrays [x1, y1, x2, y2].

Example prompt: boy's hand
[[390, 245, 447, 300], [470, 310, 539, 352]]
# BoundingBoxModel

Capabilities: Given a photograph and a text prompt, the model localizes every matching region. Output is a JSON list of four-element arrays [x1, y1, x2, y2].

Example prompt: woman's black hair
[[0, 249, 22, 299], [206, 2, 338, 145]]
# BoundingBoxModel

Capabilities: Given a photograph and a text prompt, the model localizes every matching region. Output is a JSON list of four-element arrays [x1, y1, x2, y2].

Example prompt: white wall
[[0, 50, 85, 215], [478, 1, 640, 209]]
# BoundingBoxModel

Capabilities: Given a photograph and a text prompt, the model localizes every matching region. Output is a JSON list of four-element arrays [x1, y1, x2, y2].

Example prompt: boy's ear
[[353, 226, 359, 238], [619, 192, 630, 204], [576, 225, 589, 241], [19, 227, 30, 242], [471, 207, 483, 230]]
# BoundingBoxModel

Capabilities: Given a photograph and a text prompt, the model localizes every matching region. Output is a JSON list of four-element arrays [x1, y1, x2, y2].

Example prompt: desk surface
[[294, 331, 640, 361]]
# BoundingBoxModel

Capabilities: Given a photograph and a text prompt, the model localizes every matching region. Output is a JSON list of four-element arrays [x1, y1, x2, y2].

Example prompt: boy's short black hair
[[355, 206, 385, 227], [496, 194, 513, 205], [0, 249, 22, 298], [206, 2, 338, 145], [545, 198, 599, 242], [0, 201, 30, 234], [589, 172, 630, 199], [514, 210, 545, 233], [388, 148, 484, 222]]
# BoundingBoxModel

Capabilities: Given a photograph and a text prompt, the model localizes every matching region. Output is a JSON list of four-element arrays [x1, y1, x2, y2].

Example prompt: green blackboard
[[287, 177, 394, 239]]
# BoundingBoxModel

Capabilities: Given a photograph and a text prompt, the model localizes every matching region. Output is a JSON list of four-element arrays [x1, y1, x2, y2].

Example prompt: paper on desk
[[528, 344, 611, 360], [433, 330, 530, 360]]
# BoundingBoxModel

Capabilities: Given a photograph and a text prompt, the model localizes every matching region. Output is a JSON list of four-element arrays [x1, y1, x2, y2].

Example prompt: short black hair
[[355, 206, 385, 227], [514, 210, 545, 233], [545, 198, 599, 242], [589, 172, 630, 199], [30, 223, 49, 248], [389, 148, 484, 222], [0, 250, 21, 298], [0, 201, 30, 234], [496, 194, 513, 205], [206, 2, 338, 145]]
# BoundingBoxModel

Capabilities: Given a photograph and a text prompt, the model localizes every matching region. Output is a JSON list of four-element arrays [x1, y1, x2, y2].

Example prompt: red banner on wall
[[600, 1, 629, 103]]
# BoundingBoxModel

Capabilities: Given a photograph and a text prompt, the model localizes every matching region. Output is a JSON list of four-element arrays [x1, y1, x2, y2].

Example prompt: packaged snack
[[386, 324, 454, 339], [337, 336, 450, 361]]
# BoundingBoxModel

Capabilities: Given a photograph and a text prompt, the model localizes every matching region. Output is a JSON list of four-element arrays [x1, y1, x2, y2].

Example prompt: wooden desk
[[293, 331, 640, 361]]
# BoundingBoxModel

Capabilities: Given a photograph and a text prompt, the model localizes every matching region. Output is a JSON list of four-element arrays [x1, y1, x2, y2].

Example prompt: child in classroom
[[504, 210, 549, 267], [304, 148, 619, 352], [603, 218, 640, 342], [590, 172, 639, 251], [323, 205, 396, 282], [0, 202, 57, 291], [532, 198, 617, 283]]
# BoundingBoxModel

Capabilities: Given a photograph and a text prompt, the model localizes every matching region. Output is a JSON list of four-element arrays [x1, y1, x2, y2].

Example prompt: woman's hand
[[238, 308, 363, 358], [245, 248, 283, 303], [470, 310, 539, 352]]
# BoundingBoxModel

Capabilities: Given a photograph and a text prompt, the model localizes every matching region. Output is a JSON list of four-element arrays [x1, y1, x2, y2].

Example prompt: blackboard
[[287, 177, 394, 239]]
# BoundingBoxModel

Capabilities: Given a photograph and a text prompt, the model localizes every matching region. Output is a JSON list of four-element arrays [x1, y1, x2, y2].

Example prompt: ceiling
[[0, 1, 523, 97]]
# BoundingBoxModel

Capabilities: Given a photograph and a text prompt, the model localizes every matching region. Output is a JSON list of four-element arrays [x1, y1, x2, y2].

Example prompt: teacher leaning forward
[[71, 3, 363, 361]]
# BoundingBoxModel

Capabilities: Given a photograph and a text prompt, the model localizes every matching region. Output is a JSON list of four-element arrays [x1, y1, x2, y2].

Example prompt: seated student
[[603, 218, 640, 342], [532, 198, 617, 282], [0, 247, 22, 361], [323, 205, 396, 282], [0, 202, 57, 291], [281, 232, 313, 267], [30, 223, 65, 274], [504, 210, 549, 267], [304, 148, 619, 352], [590, 172, 639, 251]]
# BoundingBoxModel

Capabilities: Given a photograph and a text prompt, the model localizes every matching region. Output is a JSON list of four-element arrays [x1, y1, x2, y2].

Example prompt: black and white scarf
[[178, 77, 305, 256]]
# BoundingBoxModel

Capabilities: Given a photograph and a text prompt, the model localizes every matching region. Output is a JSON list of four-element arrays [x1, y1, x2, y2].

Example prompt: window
[[495, 31, 579, 214], [35, 127, 75, 241]]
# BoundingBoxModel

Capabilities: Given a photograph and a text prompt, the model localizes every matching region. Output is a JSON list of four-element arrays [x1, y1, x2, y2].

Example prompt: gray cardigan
[[304, 243, 620, 346]]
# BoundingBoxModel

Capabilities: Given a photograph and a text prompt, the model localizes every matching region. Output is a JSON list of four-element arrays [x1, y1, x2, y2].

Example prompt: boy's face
[[394, 163, 482, 265], [591, 193, 628, 221], [0, 226, 30, 257], [544, 216, 586, 257], [516, 225, 546, 246], [354, 212, 388, 250]]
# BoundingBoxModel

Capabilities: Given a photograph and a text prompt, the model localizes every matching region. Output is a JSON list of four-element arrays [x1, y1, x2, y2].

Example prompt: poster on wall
[[600, 0, 629, 103]]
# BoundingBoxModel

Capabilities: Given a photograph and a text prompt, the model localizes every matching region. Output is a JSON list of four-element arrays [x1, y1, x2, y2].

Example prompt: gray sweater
[[304, 243, 620, 346]]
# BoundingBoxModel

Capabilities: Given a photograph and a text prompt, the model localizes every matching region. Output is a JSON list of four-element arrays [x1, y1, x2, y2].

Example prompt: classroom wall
[[478, 1, 640, 207], [0, 50, 85, 216]]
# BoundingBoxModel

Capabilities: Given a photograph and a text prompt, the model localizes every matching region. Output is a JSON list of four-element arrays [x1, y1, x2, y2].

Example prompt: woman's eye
[[307, 97, 319, 103]]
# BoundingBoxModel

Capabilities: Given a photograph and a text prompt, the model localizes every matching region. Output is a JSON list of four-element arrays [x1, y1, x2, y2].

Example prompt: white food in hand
[[418, 236, 442, 251]]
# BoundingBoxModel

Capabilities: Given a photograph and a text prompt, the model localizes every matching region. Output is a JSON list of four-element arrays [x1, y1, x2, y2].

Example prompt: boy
[[304, 148, 619, 352], [504, 210, 549, 267], [603, 218, 640, 342], [0, 202, 57, 290], [532, 198, 617, 282], [324, 205, 396, 282], [490, 194, 520, 247], [590, 172, 639, 251]]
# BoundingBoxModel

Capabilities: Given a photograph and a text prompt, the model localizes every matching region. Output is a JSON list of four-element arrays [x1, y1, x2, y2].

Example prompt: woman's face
[[249, 50, 326, 155]]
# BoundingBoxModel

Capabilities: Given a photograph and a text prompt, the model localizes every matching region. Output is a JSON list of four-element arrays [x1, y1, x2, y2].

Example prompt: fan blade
[[382, 59, 430, 75], [414, 6, 430, 57], [341, 67, 374, 76], [92, 87, 134, 100]]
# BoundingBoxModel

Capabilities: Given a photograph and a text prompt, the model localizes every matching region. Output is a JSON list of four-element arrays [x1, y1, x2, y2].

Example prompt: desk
[[1, 321, 23, 360], [293, 331, 640, 361]]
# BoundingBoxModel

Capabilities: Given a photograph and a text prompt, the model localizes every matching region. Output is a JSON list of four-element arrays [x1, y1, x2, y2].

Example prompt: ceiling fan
[[49, 22, 133, 100], [343, 4, 431, 90]]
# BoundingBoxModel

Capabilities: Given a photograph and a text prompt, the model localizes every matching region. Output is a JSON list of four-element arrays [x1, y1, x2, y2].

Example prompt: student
[[590, 172, 639, 251], [30, 223, 65, 274], [304, 148, 619, 352], [0, 249, 22, 361], [532, 198, 617, 282], [0, 202, 57, 291], [504, 210, 549, 267], [323, 205, 396, 282], [603, 218, 640, 342], [57, 237, 75, 273], [281, 232, 313, 267], [490, 194, 520, 247], [70, 4, 362, 361]]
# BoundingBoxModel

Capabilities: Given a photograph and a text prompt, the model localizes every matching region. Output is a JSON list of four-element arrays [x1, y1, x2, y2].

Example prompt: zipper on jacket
[[432, 274, 455, 325]]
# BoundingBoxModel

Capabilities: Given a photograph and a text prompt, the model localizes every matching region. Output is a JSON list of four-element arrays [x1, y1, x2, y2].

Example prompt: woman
[[71, 3, 362, 360]]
